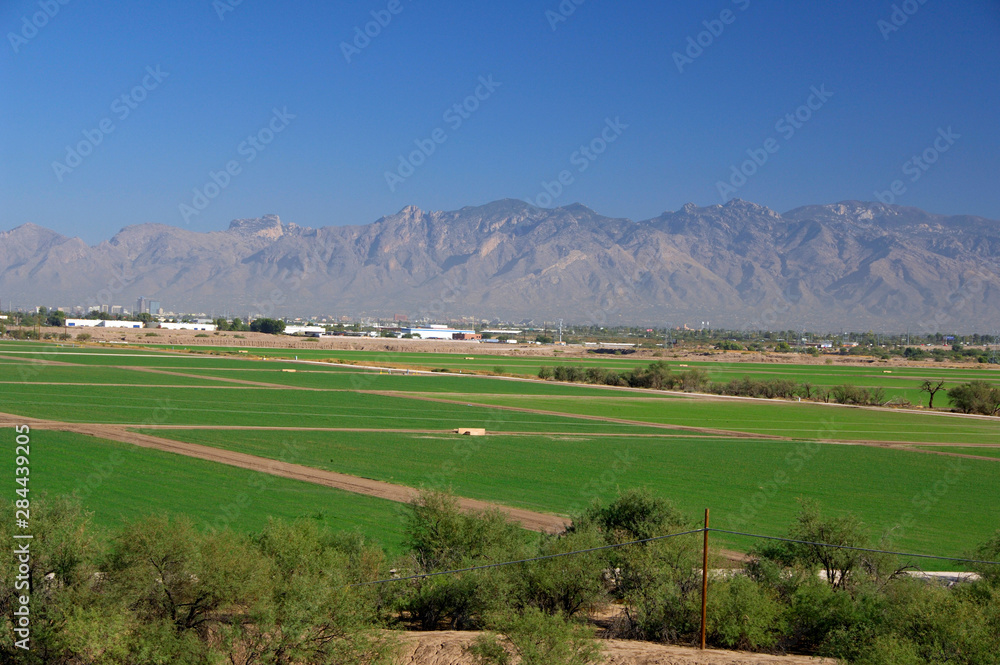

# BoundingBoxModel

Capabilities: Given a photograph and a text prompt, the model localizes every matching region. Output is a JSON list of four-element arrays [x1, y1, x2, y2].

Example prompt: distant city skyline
[[2, 1, 999, 243]]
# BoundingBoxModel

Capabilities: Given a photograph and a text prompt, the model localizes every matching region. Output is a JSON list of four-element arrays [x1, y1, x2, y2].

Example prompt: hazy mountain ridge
[[2, 199, 998, 331]]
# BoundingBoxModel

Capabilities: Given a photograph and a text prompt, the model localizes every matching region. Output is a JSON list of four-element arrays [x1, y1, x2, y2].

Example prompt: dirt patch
[[394, 630, 836, 664]]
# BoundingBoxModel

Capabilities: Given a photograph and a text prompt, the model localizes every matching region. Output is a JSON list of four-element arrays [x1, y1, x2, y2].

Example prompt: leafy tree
[[104, 515, 272, 632], [249, 318, 286, 334], [754, 500, 902, 591], [228, 519, 397, 665], [948, 381, 1000, 416], [46, 310, 66, 327]]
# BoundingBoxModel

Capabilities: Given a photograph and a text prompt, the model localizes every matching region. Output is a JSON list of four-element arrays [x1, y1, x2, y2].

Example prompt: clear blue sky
[[2, 0, 998, 243]]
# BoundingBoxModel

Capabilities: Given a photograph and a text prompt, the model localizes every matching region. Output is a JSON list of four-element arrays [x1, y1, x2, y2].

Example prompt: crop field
[[1, 339, 997, 569], [132, 427, 998, 557], [435, 394, 1000, 444], [145, 343, 1000, 407], [3, 430, 409, 550], [914, 446, 1000, 460]]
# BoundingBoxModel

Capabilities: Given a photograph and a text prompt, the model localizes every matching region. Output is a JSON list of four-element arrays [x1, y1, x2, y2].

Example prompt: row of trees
[[2, 492, 998, 664], [538, 362, 1000, 414]]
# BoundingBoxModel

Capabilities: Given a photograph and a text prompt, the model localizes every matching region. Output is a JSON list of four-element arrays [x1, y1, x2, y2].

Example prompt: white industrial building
[[65, 319, 101, 327], [98, 320, 144, 328], [65, 319, 142, 328], [284, 325, 326, 335], [401, 326, 476, 340], [154, 322, 218, 331]]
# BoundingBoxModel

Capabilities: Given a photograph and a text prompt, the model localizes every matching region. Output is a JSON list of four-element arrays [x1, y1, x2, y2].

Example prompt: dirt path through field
[[125, 366, 330, 389], [0, 353, 75, 366], [0, 411, 570, 533]]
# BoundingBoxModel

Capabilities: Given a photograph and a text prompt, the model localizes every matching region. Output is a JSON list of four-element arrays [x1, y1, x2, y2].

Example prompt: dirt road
[[395, 630, 837, 664], [0, 411, 570, 533]]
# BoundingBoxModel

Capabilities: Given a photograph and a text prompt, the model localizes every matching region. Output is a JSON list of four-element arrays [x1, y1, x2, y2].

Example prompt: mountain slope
[[2, 199, 997, 331]]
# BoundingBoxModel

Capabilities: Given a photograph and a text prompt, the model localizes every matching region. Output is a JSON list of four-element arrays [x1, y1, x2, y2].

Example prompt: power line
[[350, 527, 1000, 588], [711, 529, 1000, 566]]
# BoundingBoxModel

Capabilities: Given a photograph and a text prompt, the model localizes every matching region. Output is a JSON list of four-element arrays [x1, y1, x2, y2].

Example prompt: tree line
[[538, 362, 1000, 415], [2, 492, 999, 664]]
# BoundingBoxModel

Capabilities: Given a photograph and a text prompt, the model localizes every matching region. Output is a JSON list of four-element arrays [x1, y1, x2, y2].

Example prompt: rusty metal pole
[[700, 508, 709, 650]]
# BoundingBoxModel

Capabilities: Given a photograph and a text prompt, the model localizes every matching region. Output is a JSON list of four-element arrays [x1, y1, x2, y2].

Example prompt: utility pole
[[700, 508, 710, 650]]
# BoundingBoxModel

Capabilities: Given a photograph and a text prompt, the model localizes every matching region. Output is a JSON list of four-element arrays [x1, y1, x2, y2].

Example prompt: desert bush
[[523, 528, 606, 617], [708, 575, 787, 651], [470, 608, 602, 665], [948, 381, 1000, 416]]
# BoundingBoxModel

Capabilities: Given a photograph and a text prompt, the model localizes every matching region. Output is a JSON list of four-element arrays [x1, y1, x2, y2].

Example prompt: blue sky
[[2, 0, 998, 243]]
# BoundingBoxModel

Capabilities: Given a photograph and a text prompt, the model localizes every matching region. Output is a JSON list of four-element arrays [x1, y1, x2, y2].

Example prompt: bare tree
[[919, 379, 946, 408]]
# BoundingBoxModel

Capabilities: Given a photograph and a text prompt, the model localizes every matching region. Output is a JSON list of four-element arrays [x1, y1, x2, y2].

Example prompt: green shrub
[[708, 575, 787, 651], [470, 608, 602, 665], [948, 381, 1000, 415]]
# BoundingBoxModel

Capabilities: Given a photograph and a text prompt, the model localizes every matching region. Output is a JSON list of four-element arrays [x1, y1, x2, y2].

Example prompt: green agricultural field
[[2, 340, 996, 570], [0, 364, 233, 386], [177, 367, 680, 397], [444, 393, 1000, 444], [4, 430, 409, 551], [0, 383, 669, 435], [914, 446, 1000, 460], [134, 427, 1000, 564], [144, 342, 998, 406]]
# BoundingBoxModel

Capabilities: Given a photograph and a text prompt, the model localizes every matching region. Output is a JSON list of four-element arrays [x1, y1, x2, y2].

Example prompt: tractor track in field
[[359, 390, 788, 440], [124, 366, 332, 389], [0, 411, 571, 534]]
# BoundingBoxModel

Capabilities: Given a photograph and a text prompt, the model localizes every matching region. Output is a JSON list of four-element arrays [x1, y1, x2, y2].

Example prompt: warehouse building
[[400, 326, 478, 340]]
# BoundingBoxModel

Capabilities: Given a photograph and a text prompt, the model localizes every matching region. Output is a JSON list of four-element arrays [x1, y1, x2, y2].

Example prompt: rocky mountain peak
[[227, 214, 285, 240]]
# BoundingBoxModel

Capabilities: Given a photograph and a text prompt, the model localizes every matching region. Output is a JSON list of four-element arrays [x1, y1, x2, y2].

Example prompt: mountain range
[[2, 199, 998, 332]]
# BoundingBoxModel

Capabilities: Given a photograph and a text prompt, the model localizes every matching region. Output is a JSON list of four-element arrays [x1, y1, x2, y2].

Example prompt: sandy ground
[[394, 630, 837, 665]]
